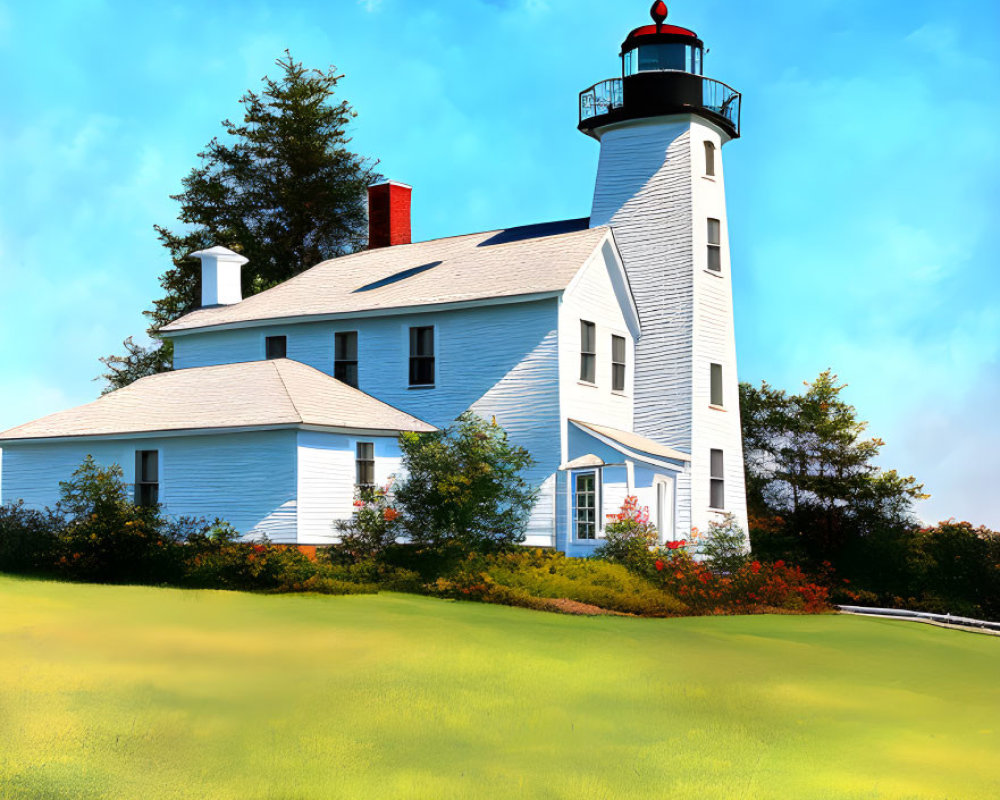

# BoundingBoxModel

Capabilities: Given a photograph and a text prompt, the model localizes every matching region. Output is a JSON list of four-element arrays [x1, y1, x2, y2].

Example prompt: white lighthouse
[[579, 2, 748, 538]]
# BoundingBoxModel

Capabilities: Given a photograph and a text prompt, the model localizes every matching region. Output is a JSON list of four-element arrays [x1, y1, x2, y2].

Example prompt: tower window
[[574, 472, 598, 540], [704, 141, 716, 176], [710, 449, 725, 510], [265, 335, 287, 360], [135, 450, 159, 507], [356, 442, 375, 488], [710, 363, 723, 406], [409, 326, 435, 386], [707, 219, 722, 272], [612, 335, 626, 392], [580, 321, 596, 383], [335, 331, 359, 388]]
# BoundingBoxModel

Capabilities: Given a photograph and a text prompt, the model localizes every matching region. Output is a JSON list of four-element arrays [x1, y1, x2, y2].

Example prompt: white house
[[0, 7, 749, 555]]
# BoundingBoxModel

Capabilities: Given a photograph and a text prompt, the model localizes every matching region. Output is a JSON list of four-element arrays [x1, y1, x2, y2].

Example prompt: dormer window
[[704, 141, 716, 176]]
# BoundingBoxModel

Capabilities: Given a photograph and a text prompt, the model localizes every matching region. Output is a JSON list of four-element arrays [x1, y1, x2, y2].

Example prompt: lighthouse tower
[[579, 2, 748, 538]]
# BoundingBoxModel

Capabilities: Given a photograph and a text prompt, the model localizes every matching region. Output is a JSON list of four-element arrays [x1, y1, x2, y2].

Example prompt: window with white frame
[[611, 335, 626, 392], [356, 442, 375, 489], [580, 320, 596, 384], [710, 362, 723, 406], [704, 141, 716, 176], [335, 331, 359, 388], [409, 326, 435, 387], [710, 449, 725, 509], [707, 219, 722, 272], [574, 471, 598, 540], [135, 450, 159, 507]]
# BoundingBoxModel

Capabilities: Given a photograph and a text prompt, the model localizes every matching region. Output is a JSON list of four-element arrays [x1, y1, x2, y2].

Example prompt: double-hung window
[[135, 450, 159, 507], [704, 141, 716, 176], [356, 442, 375, 489], [335, 331, 359, 388], [265, 335, 287, 360], [611, 335, 626, 392], [707, 219, 722, 272], [710, 449, 725, 510], [409, 326, 435, 387], [574, 472, 598, 540], [710, 362, 724, 407], [580, 321, 596, 384]]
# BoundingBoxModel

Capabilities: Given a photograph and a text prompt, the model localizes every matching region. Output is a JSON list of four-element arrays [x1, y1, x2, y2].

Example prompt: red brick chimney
[[368, 181, 412, 249]]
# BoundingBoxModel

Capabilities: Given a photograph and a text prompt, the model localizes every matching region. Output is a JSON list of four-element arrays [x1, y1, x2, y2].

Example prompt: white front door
[[656, 476, 675, 543]]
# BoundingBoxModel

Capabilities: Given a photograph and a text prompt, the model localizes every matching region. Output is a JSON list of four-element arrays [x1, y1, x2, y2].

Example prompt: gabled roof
[[570, 420, 691, 464], [0, 360, 436, 442], [161, 219, 612, 335]]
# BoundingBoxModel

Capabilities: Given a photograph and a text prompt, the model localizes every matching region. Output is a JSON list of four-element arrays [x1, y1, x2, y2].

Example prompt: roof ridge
[[270, 360, 305, 424]]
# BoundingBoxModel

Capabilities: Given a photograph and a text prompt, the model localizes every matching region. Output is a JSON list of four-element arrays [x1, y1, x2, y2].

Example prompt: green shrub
[[394, 413, 537, 555], [0, 501, 63, 574], [697, 513, 751, 573], [431, 549, 687, 617], [54, 457, 186, 584]]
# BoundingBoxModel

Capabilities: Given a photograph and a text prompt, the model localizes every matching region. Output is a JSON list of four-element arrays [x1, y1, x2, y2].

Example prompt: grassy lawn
[[0, 576, 997, 800]]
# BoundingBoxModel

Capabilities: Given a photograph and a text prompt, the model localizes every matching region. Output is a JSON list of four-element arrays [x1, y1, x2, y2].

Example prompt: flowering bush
[[331, 480, 402, 562], [650, 550, 830, 614], [594, 496, 659, 572]]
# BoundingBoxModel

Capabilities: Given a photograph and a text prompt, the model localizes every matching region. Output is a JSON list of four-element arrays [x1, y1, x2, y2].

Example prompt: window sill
[[701, 175, 717, 182], [408, 385, 435, 391], [708, 404, 726, 412], [703, 269, 724, 279], [612, 390, 629, 397], [708, 507, 728, 515], [577, 380, 598, 389]]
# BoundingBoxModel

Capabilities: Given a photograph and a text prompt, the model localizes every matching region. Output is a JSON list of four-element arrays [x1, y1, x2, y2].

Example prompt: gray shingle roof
[[161, 219, 608, 334], [0, 360, 436, 442], [570, 420, 692, 463]]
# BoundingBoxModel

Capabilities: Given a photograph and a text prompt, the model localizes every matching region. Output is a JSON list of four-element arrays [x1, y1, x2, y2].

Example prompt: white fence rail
[[839, 605, 1000, 633]]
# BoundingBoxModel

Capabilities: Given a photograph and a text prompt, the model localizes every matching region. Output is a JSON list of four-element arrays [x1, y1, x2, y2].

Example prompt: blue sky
[[1, 0, 998, 526]]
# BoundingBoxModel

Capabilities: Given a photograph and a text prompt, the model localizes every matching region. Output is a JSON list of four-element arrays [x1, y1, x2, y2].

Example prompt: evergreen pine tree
[[99, 51, 380, 391]]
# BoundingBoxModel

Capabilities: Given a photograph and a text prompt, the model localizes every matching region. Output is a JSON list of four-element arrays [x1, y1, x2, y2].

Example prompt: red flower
[[383, 507, 400, 522], [750, 561, 761, 574], [655, 560, 665, 571], [667, 540, 681, 550]]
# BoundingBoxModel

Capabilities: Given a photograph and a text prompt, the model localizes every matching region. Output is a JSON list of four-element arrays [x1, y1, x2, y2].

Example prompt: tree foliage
[[741, 370, 927, 564], [393, 413, 538, 555], [99, 51, 381, 391]]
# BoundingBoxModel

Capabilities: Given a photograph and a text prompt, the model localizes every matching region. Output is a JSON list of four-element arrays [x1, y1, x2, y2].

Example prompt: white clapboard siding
[[557, 238, 636, 461], [174, 299, 565, 545], [589, 116, 748, 538], [296, 431, 404, 545], [0, 431, 299, 542]]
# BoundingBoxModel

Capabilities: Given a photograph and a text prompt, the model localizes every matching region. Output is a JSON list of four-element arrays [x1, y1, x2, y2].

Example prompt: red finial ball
[[651, 1, 668, 28]]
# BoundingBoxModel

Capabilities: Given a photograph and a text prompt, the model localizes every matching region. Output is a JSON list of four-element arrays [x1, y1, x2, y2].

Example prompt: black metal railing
[[579, 78, 624, 122], [579, 73, 741, 136]]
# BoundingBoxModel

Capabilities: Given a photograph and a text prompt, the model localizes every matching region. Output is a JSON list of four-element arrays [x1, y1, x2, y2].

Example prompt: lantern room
[[579, 2, 740, 140]]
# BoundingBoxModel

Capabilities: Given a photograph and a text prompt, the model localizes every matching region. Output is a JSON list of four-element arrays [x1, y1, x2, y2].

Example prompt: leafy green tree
[[740, 370, 927, 563], [394, 413, 538, 555], [100, 51, 381, 390]]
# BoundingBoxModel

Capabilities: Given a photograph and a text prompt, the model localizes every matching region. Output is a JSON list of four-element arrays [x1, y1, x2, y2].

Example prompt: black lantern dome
[[579, 3, 741, 139]]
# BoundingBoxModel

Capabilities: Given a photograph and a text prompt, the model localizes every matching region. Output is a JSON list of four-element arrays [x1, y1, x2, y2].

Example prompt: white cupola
[[191, 246, 248, 307]]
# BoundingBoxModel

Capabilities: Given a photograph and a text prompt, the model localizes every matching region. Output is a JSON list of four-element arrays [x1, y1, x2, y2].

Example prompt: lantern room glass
[[623, 43, 703, 76]]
